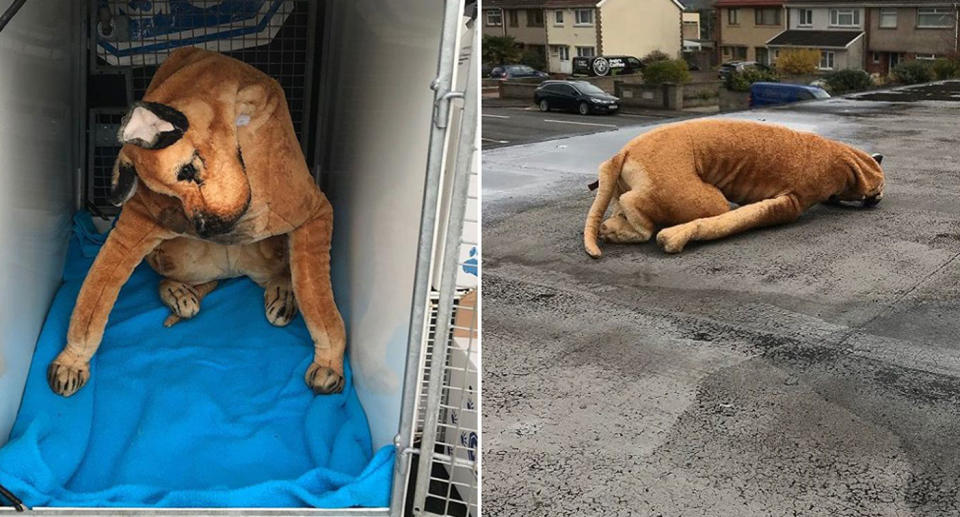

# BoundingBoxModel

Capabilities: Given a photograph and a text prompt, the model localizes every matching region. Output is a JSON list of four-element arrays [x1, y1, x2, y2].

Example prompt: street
[[483, 81, 960, 516], [481, 103, 670, 149]]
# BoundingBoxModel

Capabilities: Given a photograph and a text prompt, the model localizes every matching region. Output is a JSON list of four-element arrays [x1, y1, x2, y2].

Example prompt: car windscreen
[[811, 88, 830, 99], [506, 65, 534, 74], [574, 82, 606, 95]]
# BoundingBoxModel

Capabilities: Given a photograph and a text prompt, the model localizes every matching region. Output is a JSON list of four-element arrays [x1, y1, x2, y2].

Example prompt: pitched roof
[[766, 30, 863, 48], [714, 0, 784, 6], [485, 0, 550, 8]]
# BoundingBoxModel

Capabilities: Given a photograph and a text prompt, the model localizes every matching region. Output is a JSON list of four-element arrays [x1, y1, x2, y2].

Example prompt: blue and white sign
[[96, 0, 294, 66]]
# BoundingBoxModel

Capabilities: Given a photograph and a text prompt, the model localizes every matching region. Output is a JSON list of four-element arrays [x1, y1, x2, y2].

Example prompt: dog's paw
[[305, 361, 345, 395], [160, 283, 200, 319], [656, 227, 688, 254], [265, 285, 298, 327], [47, 353, 90, 397]]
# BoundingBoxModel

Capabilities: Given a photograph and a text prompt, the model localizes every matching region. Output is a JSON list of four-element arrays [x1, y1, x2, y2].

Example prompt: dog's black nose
[[862, 195, 882, 208]]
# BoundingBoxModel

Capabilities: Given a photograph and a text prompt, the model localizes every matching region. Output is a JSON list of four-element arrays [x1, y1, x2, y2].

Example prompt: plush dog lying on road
[[583, 119, 885, 258]]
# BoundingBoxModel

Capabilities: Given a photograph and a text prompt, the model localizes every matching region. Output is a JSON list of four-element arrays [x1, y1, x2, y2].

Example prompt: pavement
[[483, 80, 960, 516]]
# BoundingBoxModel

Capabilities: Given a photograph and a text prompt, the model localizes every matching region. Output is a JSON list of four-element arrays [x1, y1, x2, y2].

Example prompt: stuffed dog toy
[[47, 48, 346, 397], [584, 119, 885, 258]]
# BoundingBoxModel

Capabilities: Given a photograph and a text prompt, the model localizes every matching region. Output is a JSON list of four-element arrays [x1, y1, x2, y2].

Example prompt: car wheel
[[578, 102, 590, 115], [539, 99, 550, 112]]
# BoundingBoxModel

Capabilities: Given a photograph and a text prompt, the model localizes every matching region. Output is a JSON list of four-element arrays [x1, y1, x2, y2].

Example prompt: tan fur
[[48, 49, 345, 396], [584, 119, 885, 258]]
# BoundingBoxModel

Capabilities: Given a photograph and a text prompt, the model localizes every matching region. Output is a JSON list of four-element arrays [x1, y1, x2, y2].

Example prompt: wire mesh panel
[[411, 9, 480, 516], [86, 0, 316, 212]]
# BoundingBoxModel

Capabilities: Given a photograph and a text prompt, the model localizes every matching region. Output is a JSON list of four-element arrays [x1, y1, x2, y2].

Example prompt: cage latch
[[433, 90, 465, 130]]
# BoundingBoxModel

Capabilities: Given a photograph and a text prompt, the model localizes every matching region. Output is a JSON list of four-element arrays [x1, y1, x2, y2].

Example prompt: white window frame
[[879, 8, 897, 28], [916, 7, 952, 28], [819, 50, 835, 70], [551, 45, 570, 61], [554, 10, 564, 25], [728, 8, 739, 25], [485, 9, 502, 27], [576, 46, 596, 58], [915, 53, 937, 60], [829, 8, 860, 27], [798, 8, 813, 27], [575, 8, 594, 26]]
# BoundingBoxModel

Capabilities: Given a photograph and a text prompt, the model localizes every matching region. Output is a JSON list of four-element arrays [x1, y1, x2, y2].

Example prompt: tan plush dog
[[584, 119, 885, 258], [47, 48, 346, 397]]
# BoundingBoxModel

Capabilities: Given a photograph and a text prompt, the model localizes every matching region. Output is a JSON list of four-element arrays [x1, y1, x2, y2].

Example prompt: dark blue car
[[749, 82, 830, 107]]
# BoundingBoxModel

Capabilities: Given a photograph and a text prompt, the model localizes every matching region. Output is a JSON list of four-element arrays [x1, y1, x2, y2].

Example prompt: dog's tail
[[583, 152, 626, 259]]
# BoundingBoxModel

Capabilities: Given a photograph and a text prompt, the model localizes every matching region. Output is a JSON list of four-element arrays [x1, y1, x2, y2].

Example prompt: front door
[[755, 47, 768, 66], [889, 52, 901, 70]]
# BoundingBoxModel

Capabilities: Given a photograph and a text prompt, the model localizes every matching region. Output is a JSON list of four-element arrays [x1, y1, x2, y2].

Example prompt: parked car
[[534, 80, 620, 115], [718, 61, 770, 80], [749, 82, 830, 107], [489, 64, 549, 80], [572, 55, 643, 77]]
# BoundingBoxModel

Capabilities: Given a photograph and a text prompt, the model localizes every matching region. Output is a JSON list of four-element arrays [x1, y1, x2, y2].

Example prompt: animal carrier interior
[[0, 1, 478, 515]]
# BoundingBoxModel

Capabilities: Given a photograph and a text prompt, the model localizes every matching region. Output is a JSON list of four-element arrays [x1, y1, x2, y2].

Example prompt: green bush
[[774, 49, 820, 76], [641, 50, 671, 66], [892, 60, 933, 84], [931, 58, 960, 80], [822, 69, 872, 94], [724, 67, 779, 92], [482, 35, 522, 67], [643, 59, 691, 85], [519, 48, 546, 73]]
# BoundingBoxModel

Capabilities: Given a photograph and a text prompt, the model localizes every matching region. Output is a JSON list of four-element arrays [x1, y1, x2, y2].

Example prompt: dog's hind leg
[[159, 279, 218, 327], [657, 194, 802, 253]]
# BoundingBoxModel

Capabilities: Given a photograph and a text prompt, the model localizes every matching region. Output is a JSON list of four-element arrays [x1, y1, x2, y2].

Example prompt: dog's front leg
[[657, 194, 802, 253], [48, 201, 170, 396], [288, 202, 347, 395]]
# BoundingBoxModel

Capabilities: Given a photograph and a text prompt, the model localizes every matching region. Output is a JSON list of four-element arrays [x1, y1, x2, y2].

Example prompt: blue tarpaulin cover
[[0, 212, 394, 507]]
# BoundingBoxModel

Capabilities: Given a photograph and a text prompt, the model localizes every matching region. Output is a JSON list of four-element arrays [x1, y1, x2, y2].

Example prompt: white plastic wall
[[0, 0, 80, 444], [318, 1, 444, 449]]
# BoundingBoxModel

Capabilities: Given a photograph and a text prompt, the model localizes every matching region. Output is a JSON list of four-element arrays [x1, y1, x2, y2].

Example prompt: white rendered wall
[[0, 0, 79, 444], [319, 1, 443, 449]]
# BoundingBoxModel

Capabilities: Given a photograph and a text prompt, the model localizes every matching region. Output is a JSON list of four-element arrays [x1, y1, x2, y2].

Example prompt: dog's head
[[109, 82, 271, 237], [828, 151, 885, 208]]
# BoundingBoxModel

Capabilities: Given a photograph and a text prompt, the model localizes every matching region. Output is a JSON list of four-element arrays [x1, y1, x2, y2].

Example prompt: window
[[576, 46, 596, 57], [485, 9, 502, 26], [508, 9, 518, 27], [798, 9, 813, 26], [734, 46, 747, 59], [916, 53, 937, 60], [755, 7, 781, 26], [575, 8, 594, 25], [872, 52, 880, 64], [527, 9, 543, 27], [551, 45, 570, 61], [554, 10, 563, 25], [728, 8, 739, 25], [879, 8, 897, 28], [830, 8, 860, 27], [917, 8, 952, 28], [819, 50, 835, 70]]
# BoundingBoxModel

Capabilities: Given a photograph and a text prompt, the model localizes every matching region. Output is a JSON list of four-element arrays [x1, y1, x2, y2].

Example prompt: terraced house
[[715, 0, 787, 65], [483, 0, 685, 74], [767, 1, 868, 71], [859, 0, 959, 75]]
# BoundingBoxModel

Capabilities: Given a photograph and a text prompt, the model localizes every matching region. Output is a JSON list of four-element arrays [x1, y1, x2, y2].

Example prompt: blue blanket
[[0, 213, 394, 508]]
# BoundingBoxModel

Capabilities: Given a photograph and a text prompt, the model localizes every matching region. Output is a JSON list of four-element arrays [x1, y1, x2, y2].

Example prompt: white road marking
[[482, 137, 510, 144], [483, 114, 511, 119], [543, 119, 619, 128]]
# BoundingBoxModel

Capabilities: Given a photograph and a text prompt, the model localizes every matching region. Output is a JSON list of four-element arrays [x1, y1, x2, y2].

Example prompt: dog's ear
[[118, 101, 189, 149], [871, 153, 883, 165], [108, 161, 138, 206]]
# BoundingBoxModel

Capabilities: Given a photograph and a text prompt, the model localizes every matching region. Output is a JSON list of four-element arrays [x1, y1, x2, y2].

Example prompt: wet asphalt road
[[481, 105, 667, 150], [483, 81, 960, 516]]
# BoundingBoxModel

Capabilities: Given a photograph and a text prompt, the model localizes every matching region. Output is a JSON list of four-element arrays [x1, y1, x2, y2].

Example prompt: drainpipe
[[955, 3, 958, 54]]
